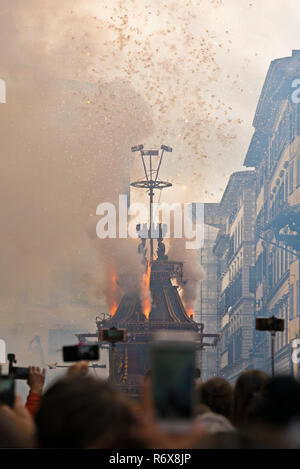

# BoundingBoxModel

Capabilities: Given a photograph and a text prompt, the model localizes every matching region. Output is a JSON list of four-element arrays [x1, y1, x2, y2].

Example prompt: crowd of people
[[1, 362, 300, 449]]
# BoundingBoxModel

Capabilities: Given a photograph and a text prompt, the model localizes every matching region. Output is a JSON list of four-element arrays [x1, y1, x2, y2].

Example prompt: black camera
[[0, 376, 15, 408], [7, 353, 29, 380], [256, 316, 285, 332], [99, 327, 126, 344]]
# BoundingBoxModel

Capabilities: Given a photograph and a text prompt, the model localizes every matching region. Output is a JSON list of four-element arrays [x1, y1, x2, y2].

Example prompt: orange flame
[[109, 269, 118, 316], [187, 308, 194, 319], [141, 262, 151, 319]]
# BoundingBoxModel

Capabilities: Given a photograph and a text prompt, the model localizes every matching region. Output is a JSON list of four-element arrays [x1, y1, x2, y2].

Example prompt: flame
[[141, 262, 151, 319], [109, 269, 118, 316], [187, 308, 194, 319]]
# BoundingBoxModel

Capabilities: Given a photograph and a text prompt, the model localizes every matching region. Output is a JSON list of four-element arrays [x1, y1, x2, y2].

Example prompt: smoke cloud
[[0, 1, 153, 365]]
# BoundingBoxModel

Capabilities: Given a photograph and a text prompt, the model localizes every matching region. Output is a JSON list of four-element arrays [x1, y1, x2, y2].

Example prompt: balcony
[[265, 203, 300, 252]]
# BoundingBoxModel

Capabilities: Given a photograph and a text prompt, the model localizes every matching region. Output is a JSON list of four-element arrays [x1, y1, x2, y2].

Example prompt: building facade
[[244, 50, 300, 376], [213, 172, 256, 383], [198, 222, 220, 380], [192, 203, 225, 379], [194, 51, 300, 382]]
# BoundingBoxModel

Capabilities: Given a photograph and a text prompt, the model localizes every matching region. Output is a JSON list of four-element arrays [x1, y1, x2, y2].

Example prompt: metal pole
[[271, 331, 275, 378], [149, 154, 153, 263], [154, 149, 165, 183], [141, 154, 149, 183], [110, 343, 115, 384], [149, 185, 154, 263]]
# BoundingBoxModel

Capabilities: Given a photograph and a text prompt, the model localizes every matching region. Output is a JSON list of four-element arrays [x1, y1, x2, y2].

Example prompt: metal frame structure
[[131, 144, 172, 262]]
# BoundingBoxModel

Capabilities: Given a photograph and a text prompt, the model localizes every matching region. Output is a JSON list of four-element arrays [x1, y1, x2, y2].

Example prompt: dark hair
[[198, 377, 233, 420], [251, 376, 300, 429], [35, 376, 144, 448], [233, 370, 269, 427]]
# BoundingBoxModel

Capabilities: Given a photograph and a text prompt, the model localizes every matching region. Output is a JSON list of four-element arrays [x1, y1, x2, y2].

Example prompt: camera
[[0, 376, 15, 407], [7, 353, 29, 380], [256, 316, 285, 332], [99, 327, 126, 344]]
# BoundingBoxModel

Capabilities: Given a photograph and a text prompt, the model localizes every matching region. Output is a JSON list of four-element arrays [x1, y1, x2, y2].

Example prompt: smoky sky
[[1, 0, 299, 326], [0, 0, 153, 323]]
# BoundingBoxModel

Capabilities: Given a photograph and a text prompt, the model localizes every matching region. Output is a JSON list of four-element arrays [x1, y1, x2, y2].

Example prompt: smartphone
[[150, 330, 197, 432], [62, 344, 99, 362], [0, 376, 15, 408]]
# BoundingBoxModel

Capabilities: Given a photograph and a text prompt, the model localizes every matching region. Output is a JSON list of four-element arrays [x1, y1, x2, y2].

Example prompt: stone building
[[195, 203, 225, 380], [213, 172, 256, 382], [244, 50, 300, 376]]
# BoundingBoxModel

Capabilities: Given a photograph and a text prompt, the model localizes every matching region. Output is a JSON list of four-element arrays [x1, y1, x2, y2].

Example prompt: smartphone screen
[[0, 376, 15, 408], [151, 335, 196, 422], [62, 345, 99, 362]]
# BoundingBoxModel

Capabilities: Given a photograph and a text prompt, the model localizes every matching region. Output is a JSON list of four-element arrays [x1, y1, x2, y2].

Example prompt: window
[[297, 158, 300, 188], [297, 104, 300, 136], [256, 253, 262, 285], [297, 280, 300, 316], [289, 284, 294, 320], [290, 108, 295, 142], [249, 266, 256, 293], [289, 161, 294, 194], [285, 248, 288, 271]]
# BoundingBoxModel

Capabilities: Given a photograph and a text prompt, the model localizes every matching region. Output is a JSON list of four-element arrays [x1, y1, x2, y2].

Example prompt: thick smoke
[[167, 235, 204, 315], [0, 1, 153, 364]]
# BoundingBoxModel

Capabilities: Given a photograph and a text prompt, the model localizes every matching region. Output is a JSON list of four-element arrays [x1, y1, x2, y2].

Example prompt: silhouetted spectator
[[251, 376, 300, 430], [198, 377, 233, 420], [232, 370, 269, 427], [35, 375, 145, 448], [0, 395, 36, 448]]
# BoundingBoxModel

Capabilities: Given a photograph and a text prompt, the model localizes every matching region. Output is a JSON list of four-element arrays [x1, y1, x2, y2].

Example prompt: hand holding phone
[[150, 330, 197, 432]]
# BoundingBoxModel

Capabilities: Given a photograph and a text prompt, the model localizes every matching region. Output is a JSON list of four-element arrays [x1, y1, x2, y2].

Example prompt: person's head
[[0, 408, 35, 448], [233, 370, 269, 427], [198, 377, 233, 420], [251, 375, 300, 429], [35, 376, 144, 448]]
